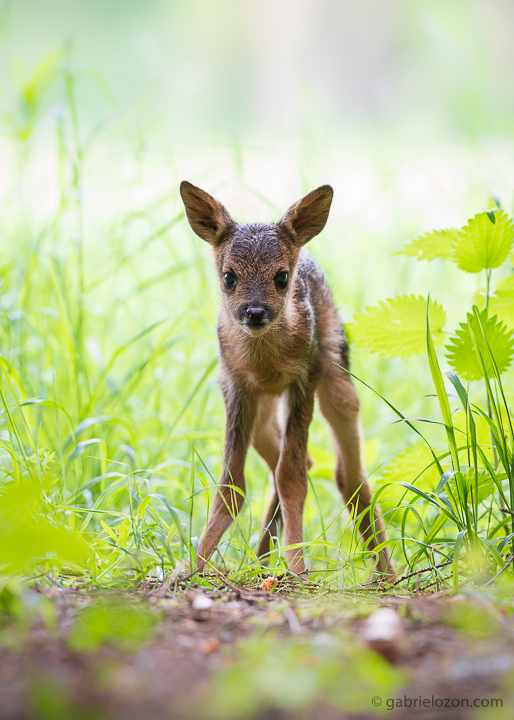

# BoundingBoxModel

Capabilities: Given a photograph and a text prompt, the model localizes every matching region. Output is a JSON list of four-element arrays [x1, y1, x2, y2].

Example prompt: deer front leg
[[196, 386, 257, 571], [275, 384, 315, 575]]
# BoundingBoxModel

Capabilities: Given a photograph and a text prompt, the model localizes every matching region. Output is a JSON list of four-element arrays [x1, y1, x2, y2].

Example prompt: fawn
[[180, 181, 394, 579]]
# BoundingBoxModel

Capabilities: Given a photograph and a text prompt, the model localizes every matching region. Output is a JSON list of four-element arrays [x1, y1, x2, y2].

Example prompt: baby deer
[[180, 181, 394, 579]]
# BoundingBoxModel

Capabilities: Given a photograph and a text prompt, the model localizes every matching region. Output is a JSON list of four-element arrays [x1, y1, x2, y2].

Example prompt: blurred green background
[[1, 0, 514, 583]]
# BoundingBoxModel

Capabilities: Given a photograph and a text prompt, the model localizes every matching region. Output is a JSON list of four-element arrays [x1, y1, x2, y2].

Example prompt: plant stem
[[484, 268, 499, 469], [485, 268, 491, 313]]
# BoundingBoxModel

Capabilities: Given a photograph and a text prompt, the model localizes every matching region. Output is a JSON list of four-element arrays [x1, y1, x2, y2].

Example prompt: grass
[[1, 51, 514, 600]]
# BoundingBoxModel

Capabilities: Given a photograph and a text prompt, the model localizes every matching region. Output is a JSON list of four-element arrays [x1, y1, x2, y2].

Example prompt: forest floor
[[0, 574, 512, 720]]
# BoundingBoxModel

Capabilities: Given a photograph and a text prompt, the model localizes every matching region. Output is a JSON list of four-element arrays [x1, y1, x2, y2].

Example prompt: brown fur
[[180, 181, 394, 578]]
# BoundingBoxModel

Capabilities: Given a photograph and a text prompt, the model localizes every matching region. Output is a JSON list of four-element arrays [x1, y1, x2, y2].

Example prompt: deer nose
[[245, 306, 270, 325]]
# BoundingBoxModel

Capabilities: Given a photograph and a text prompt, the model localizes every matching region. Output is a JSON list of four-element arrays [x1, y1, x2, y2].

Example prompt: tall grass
[[0, 56, 378, 590], [2, 52, 514, 593]]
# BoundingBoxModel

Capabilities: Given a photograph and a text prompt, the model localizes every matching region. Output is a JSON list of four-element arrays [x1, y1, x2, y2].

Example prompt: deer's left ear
[[278, 185, 333, 246]]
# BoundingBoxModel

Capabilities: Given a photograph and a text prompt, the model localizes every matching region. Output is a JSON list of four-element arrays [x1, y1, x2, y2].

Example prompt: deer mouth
[[240, 319, 273, 336]]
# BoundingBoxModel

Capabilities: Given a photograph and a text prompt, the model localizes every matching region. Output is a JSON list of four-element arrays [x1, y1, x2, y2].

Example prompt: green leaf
[[347, 295, 446, 358], [435, 470, 458, 495], [378, 443, 440, 491], [396, 482, 460, 523], [488, 274, 514, 329], [376, 444, 441, 520], [445, 309, 514, 380], [466, 469, 495, 504], [0, 483, 91, 572], [451, 210, 514, 273], [427, 304, 460, 473], [397, 228, 458, 261]]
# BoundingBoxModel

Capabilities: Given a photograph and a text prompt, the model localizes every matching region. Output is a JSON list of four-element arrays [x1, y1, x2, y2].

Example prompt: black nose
[[245, 306, 269, 326]]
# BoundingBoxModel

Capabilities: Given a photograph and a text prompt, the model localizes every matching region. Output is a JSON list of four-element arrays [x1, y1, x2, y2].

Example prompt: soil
[[0, 577, 512, 720]]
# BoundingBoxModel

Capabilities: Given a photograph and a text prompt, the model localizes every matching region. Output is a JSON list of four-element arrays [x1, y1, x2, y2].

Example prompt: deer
[[180, 180, 394, 579]]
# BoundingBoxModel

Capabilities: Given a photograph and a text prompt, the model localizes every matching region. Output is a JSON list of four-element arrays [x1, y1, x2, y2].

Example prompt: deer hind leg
[[317, 368, 394, 579], [252, 395, 282, 561], [252, 395, 314, 562]]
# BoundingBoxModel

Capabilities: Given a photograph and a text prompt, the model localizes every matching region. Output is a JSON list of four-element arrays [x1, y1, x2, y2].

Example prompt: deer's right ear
[[180, 181, 235, 245], [278, 185, 333, 246]]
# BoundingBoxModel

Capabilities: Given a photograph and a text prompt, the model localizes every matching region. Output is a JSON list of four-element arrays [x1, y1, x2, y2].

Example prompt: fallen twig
[[391, 560, 453, 587], [421, 575, 451, 593], [202, 561, 273, 599]]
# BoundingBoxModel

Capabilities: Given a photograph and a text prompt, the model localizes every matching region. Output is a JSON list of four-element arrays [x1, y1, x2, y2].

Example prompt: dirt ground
[[0, 576, 512, 720]]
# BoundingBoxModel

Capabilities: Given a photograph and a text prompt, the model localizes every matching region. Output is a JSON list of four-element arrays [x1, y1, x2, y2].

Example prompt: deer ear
[[278, 185, 333, 246], [180, 181, 235, 245]]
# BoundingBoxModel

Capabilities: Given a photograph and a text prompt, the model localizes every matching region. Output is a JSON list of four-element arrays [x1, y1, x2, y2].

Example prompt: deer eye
[[223, 271, 237, 288], [275, 271, 289, 288]]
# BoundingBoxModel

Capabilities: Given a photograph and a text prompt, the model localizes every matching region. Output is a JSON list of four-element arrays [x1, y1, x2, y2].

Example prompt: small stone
[[361, 608, 404, 663], [191, 592, 214, 611]]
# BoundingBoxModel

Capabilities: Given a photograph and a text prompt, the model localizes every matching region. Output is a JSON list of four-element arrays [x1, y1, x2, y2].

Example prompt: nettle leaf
[[375, 444, 441, 520], [452, 209, 514, 273], [347, 295, 446, 358], [378, 444, 440, 493], [488, 274, 514, 329], [397, 228, 459, 262], [445, 309, 514, 380]]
